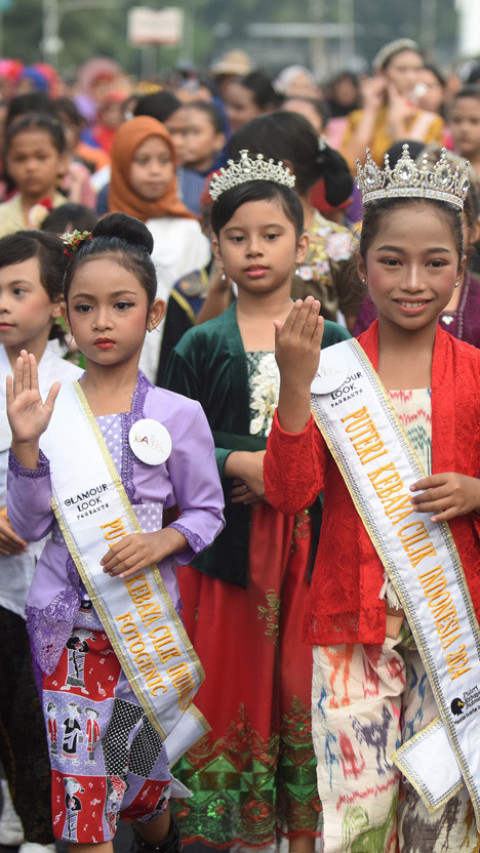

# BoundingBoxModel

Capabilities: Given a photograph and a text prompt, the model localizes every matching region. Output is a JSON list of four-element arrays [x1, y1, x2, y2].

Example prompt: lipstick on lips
[[94, 337, 115, 349]]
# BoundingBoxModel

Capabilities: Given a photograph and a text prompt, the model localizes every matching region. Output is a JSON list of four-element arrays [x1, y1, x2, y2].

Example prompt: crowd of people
[[0, 33, 480, 853]]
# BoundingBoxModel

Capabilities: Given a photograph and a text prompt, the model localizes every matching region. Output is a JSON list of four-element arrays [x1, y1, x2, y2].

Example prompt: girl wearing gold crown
[[163, 151, 352, 850], [265, 146, 480, 851]]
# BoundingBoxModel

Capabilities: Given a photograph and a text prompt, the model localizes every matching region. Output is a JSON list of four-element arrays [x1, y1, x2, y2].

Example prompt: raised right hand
[[274, 298, 324, 434], [360, 76, 386, 111], [274, 297, 324, 391], [6, 350, 60, 444]]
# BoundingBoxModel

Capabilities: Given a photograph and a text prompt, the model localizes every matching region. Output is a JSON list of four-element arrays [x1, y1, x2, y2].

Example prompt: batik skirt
[[41, 607, 170, 843], [311, 624, 479, 852], [171, 502, 322, 848]]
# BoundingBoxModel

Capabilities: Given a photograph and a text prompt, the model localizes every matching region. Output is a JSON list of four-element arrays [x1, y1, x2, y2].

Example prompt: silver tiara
[[209, 149, 296, 201], [356, 145, 470, 210]]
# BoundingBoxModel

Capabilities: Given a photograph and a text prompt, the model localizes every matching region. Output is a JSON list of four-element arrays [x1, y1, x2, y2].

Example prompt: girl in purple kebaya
[[6, 213, 224, 853]]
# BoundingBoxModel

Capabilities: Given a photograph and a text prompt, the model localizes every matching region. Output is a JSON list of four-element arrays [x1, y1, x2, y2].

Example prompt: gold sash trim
[[42, 382, 209, 762], [310, 339, 480, 823]]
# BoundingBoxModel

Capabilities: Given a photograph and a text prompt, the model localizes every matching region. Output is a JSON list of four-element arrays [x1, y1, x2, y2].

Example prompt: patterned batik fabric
[[42, 605, 170, 843], [170, 352, 322, 848], [311, 631, 479, 852], [388, 389, 432, 476]]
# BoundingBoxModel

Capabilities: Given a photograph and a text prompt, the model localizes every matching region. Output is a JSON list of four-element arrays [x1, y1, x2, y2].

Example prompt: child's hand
[[230, 479, 259, 505], [100, 527, 187, 580], [6, 350, 60, 444], [0, 512, 27, 555], [360, 75, 386, 111], [410, 472, 480, 522], [275, 297, 324, 386], [228, 451, 266, 504], [274, 297, 324, 434]]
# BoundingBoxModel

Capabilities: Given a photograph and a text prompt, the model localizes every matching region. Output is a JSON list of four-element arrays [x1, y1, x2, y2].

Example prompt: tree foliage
[[1, 0, 459, 77]]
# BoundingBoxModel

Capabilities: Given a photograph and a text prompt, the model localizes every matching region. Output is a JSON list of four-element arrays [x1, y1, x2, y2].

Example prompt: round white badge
[[128, 419, 172, 465], [311, 350, 349, 395]]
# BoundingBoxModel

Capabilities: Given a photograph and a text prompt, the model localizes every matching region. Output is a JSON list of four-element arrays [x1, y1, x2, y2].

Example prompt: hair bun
[[316, 145, 353, 207], [92, 213, 154, 256]]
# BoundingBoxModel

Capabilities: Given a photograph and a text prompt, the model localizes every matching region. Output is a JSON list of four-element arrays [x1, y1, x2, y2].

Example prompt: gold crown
[[209, 149, 296, 201], [356, 145, 470, 210]]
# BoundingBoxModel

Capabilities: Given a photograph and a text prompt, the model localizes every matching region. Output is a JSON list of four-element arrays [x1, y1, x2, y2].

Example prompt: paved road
[[0, 820, 133, 853]]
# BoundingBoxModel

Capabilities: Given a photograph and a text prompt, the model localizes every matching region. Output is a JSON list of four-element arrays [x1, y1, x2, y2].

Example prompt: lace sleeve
[[265, 411, 327, 515], [7, 449, 55, 540]]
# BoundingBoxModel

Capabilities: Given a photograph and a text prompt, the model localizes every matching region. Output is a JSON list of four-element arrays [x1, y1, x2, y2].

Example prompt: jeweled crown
[[209, 149, 296, 201], [356, 144, 470, 210]]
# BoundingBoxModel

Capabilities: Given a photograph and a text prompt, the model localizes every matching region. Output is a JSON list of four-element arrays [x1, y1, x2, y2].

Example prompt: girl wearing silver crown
[[265, 146, 480, 851], [163, 152, 351, 849]]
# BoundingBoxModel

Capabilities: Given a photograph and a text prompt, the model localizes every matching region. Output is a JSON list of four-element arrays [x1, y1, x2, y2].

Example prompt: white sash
[[311, 338, 480, 824], [41, 381, 209, 765]]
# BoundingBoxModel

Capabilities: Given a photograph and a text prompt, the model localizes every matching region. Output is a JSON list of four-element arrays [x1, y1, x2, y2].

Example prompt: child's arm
[[164, 332, 264, 502], [101, 401, 225, 580], [410, 473, 480, 523], [100, 526, 189, 580], [264, 298, 328, 516], [7, 350, 60, 469], [6, 351, 58, 541], [225, 450, 265, 504]]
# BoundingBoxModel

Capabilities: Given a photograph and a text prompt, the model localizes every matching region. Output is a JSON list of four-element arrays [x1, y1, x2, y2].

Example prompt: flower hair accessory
[[62, 230, 93, 259], [356, 144, 470, 210], [28, 197, 53, 228], [209, 149, 296, 201]]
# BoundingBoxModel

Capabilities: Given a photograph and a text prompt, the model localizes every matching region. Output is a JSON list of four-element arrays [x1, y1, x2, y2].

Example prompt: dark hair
[[385, 140, 426, 168], [54, 96, 85, 128], [6, 92, 56, 128], [211, 180, 304, 238], [463, 184, 480, 263], [282, 95, 330, 128], [0, 230, 68, 341], [359, 197, 464, 261], [327, 70, 360, 91], [465, 64, 480, 86], [63, 212, 157, 306], [5, 111, 66, 157], [422, 63, 446, 90], [451, 85, 480, 110], [183, 100, 224, 134], [0, 230, 68, 301], [134, 90, 181, 122], [234, 71, 279, 110], [41, 203, 98, 235], [229, 111, 352, 200]]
